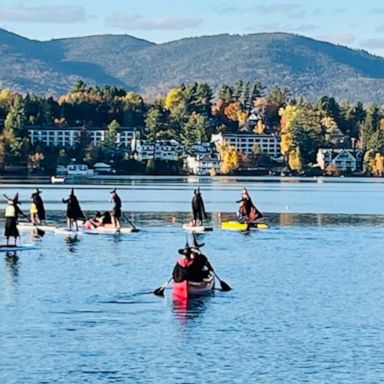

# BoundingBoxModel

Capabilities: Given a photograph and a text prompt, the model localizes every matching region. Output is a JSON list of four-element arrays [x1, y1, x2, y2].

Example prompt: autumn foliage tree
[[218, 140, 239, 174]]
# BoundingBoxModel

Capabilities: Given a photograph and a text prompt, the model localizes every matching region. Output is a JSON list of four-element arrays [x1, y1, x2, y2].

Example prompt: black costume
[[32, 189, 46, 222], [237, 190, 263, 222], [173, 237, 213, 283], [4, 194, 23, 239], [62, 189, 85, 220], [191, 188, 207, 225], [111, 189, 122, 219]]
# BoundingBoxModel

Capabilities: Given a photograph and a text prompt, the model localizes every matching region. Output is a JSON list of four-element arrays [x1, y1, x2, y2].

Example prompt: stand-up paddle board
[[221, 221, 269, 231], [18, 222, 58, 231], [182, 223, 213, 233], [0, 244, 38, 252], [83, 226, 138, 235]]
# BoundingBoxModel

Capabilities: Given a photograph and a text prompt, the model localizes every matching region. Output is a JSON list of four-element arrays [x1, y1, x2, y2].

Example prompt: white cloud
[[246, 23, 319, 33], [251, 3, 305, 17], [360, 38, 384, 49], [0, 4, 85, 23], [216, 3, 304, 17], [105, 14, 202, 31]]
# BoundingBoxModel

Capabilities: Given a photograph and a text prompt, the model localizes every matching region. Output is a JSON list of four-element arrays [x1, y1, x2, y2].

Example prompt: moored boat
[[172, 273, 215, 300], [50, 175, 66, 184], [221, 221, 268, 231]]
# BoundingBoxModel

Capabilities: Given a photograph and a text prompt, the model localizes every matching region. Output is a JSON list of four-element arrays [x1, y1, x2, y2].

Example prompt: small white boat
[[182, 223, 213, 233], [51, 175, 66, 184]]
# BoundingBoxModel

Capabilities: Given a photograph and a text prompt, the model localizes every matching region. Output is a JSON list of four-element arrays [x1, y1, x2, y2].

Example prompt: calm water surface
[[1, 177, 384, 383]]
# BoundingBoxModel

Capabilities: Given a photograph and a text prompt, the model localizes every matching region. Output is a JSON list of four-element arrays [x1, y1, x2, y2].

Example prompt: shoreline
[[1, 174, 384, 185]]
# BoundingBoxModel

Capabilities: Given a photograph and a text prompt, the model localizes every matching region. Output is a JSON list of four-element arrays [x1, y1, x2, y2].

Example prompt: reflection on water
[[5, 251, 19, 283], [2, 205, 384, 383], [172, 295, 212, 324], [16, 211, 384, 230], [65, 234, 80, 253], [2, 177, 384, 214]]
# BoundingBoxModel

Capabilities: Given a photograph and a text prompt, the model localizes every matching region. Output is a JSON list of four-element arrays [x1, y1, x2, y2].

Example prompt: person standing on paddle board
[[110, 188, 122, 231], [4, 194, 24, 246], [62, 189, 85, 231], [30, 188, 46, 225], [191, 187, 207, 226], [237, 187, 263, 223]]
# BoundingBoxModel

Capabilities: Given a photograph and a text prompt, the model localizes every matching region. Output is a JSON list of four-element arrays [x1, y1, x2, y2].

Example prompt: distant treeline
[[1, 80, 384, 176]]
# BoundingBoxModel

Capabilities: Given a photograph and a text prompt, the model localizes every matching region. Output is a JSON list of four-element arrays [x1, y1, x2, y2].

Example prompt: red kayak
[[172, 273, 215, 300]]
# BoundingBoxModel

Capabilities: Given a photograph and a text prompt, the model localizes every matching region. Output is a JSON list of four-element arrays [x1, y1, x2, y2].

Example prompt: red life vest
[[177, 258, 194, 268]]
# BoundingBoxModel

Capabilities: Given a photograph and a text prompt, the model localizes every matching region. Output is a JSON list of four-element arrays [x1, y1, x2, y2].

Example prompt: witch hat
[[192, 233, 205, 249], [178, 239, 191, 255], [13, 193, 21, 205]]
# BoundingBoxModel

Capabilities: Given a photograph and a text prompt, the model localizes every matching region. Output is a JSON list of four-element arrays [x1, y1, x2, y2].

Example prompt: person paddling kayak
[[237, 187, 263, 223], [62, 189, 85, 231], [172, 236, 213, 283], [4, 194, 24, 246]]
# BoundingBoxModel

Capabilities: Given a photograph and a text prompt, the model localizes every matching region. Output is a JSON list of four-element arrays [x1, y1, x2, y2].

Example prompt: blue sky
[[1, 0, 384, 57]]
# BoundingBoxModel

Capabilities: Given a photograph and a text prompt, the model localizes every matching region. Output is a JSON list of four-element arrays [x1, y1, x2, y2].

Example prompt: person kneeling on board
[[84, 212, 102, 230]]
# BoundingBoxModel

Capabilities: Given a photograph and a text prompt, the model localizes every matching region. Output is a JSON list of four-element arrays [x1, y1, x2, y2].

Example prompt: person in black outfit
[[172, 244, 194, 283], [172, 236, 213, 283], [62, 189, 85, 231], [4, 194, 24, 246], [31, 188, 46, 225], [110, 188, 122, 230], [237, 187, 263, 223], [191, 187, 207, 226]]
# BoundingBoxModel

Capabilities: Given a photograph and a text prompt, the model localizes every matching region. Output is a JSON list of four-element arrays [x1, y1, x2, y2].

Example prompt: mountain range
[[1, 28, 384, 103]]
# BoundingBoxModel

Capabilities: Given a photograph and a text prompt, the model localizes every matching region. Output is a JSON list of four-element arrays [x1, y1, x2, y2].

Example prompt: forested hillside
[[1, 28, 384, 102]]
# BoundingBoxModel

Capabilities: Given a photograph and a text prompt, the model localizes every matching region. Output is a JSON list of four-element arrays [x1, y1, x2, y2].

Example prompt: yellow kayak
[[221, 221, 269, 231]]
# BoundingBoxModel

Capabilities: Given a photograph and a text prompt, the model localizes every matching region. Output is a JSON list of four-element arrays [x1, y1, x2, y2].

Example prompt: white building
[[185, 154, 221, 175], [316, 148, 364, 172], [28, 126, 136, 147], [131, 133, 182, 161], [66, 164, 94, 176], [211, 132, 280, 157]]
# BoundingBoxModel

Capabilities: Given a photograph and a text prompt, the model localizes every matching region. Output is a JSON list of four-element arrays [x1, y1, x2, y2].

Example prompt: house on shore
[[316, 148, 364, 172]]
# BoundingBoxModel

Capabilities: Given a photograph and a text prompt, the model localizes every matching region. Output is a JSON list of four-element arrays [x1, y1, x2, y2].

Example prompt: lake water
[[1, 177, 384, 383]]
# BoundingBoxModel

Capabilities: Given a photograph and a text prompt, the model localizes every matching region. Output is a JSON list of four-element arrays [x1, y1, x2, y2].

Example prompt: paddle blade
[[37, 228, 45, 237], [219, 280, 232, 291], [153, 286, 165, 296]]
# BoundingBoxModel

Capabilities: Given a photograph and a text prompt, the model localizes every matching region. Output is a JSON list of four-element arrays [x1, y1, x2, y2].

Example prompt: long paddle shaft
[[3, 194, 45, 237], [153, 277, 173, 296], [123, 214, 139, 232], [212, 270, 232, 291]]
